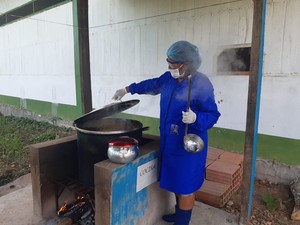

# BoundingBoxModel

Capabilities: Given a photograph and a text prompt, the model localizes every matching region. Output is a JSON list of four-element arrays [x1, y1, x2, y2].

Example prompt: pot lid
[[73, 99, 140, 125]]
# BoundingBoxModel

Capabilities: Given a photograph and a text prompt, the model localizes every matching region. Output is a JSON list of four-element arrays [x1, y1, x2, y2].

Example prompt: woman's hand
[[112, 88, 128, 101], [182, 108, 197, 124]]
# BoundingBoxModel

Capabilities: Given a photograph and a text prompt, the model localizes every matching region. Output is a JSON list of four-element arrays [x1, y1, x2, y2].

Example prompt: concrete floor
[[154, 201, 239, 225], [0, 174, 239, 225]]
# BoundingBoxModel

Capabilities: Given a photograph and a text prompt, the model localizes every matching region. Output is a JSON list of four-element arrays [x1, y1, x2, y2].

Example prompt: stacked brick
[[195, 147, 244, 208]]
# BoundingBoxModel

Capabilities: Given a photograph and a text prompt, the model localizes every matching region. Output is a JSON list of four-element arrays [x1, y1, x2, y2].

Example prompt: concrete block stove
[[30, 134, 173, 225]]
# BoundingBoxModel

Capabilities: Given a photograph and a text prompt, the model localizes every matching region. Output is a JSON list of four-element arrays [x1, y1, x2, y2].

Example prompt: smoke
[[217, 47, 250, 73]]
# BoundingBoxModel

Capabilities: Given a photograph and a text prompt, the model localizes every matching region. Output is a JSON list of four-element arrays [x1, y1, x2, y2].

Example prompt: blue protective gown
[[129, 71, 220, 194]]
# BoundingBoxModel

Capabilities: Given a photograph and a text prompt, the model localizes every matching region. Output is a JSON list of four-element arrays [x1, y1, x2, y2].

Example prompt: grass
[[0, 114, 75, 186], [262, 194, 280, 211]]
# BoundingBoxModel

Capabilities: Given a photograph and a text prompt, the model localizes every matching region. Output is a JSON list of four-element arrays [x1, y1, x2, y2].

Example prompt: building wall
[[89, 0, 300, 140], [0, 1, 76, 119], [0, 0, 299, 165]]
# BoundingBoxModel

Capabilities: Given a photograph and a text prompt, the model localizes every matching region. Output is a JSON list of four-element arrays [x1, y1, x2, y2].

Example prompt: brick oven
[[30, 134, 174, 225]]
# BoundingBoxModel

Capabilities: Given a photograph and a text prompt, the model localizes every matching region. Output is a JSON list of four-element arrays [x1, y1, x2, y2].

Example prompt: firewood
[[56, 217, 72, 225], [290, 178, 300, 220]]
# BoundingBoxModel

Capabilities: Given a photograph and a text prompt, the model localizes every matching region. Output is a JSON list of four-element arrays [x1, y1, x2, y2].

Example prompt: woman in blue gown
[[112, 40, 220, 225]]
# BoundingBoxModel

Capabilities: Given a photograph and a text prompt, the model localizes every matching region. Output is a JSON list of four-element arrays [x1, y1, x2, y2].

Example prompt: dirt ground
[[222, 179, 299, 225]]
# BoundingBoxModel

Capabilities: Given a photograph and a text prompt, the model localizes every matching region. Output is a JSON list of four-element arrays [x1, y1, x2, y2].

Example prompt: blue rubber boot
[[162, 196, 178, 223], [173, 207, 192, 225], [162, 206, 178, 223]]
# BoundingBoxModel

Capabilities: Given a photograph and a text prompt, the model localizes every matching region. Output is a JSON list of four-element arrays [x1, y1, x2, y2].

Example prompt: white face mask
[[169, 65, 185, 79]]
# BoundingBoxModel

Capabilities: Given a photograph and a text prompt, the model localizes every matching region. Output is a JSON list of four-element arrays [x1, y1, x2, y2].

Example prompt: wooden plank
[[76, 0, 92, 114], [240, 0, 265, 224], [94, 162, 113, 225]]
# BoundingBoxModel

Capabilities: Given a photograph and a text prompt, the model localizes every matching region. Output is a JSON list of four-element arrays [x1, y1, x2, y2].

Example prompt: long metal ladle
[[183, 75, 204, 153]]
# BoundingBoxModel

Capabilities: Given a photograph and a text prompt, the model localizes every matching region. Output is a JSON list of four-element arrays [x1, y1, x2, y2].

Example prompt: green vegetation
[[0, 115, 75, 185], [262, 194, 280, 211]]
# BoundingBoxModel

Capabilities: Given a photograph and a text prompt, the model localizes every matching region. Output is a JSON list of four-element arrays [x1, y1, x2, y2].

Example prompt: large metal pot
[[73, 100, 142, 187], [75, 116, 144, 187]]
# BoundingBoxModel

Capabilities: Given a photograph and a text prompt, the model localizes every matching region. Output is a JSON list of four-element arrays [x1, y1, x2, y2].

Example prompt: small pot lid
[[108, 137, 139, 147], [74, 99, 140, 126]]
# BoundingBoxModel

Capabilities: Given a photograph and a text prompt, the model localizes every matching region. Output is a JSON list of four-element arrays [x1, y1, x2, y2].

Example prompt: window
[[217, 46, 251, 75]]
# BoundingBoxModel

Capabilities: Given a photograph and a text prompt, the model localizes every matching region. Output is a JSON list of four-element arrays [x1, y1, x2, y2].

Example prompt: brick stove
[[30, 134, 174, 225]]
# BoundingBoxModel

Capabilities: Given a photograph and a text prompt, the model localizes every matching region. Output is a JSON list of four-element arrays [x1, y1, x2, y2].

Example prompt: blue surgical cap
[[166, 41, 202, 70]]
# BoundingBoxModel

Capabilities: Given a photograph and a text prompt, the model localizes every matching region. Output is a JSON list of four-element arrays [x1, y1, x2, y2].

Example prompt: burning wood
[[57, 194, 95, 225], [57, 201, 68, 216]]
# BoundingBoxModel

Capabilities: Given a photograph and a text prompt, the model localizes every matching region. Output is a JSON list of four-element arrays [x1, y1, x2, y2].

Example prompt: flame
[[57, 195, 89, 216], [57, 201, 68, 215], [76, 195, 85, 201]]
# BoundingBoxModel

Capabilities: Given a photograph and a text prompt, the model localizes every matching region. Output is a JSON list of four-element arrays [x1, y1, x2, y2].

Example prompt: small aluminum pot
[[107, 137, 139, 164]]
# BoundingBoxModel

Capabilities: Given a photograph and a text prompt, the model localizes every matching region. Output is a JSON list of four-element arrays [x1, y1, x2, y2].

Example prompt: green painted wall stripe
[[0, 95, 80, 121], [0, 95, 20, 107], [256, 135, 300, 166], [208, 128, 246, 152], [26, 99, 79, 121]]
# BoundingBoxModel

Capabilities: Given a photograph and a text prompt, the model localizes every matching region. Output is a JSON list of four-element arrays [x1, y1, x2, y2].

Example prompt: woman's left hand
[[182, 108, 197, 124]]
